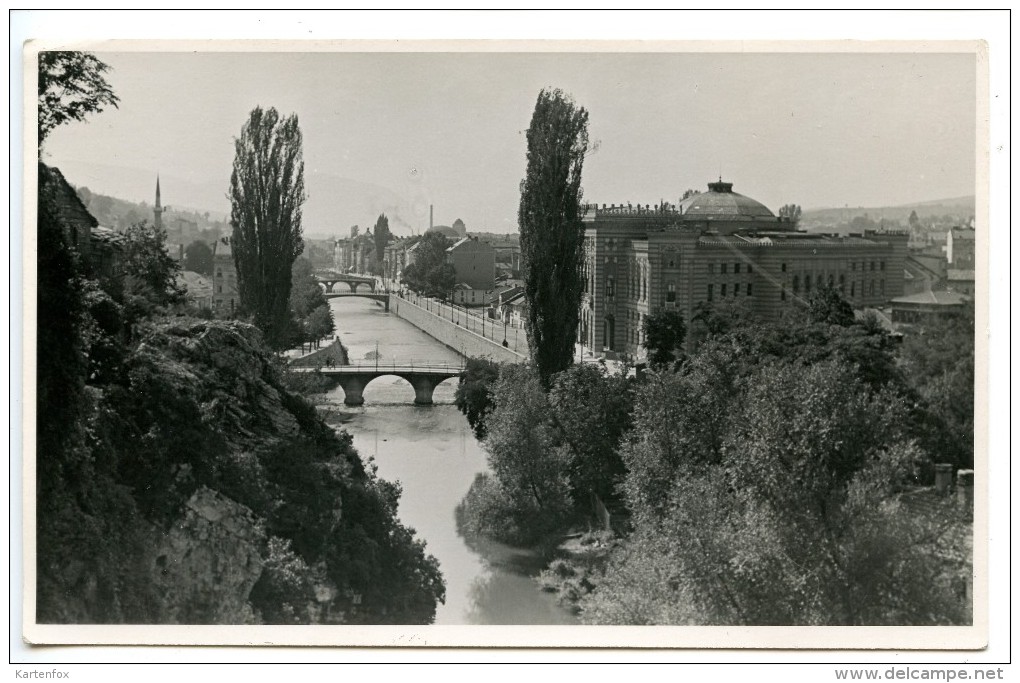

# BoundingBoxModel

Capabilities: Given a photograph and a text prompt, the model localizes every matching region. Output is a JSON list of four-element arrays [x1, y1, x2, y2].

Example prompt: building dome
[[679, 180, 775, 220]]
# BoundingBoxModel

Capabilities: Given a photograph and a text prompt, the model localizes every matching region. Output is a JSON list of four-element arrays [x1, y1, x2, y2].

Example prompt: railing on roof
[[581, 202, 682, 217]]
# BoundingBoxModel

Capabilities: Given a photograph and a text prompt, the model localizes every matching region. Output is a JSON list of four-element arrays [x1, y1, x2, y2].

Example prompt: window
[[805, 277, 811, 294], [721, 284, 727, 297], [792, 275, 800, 293], [708, 263, 715, 275], [666, 282, 676, 303], [870, 280, 876, 295], [851, 281, 856, 297], [607, 276, 614, 297], [839, 274, 846, 293], [748, 265, 753, 274], [817, 274, 824, 289], [721, 263, 728, 275], [880, 261, 886, 271], [708, 284, 714, 301], [734, 282, 740, 296], [851, 262, 857, 272], [880, 279, 885, 295], [870, 261, 876, 271], [734, 263, 741, 274], [828, 274, 834, 287], [747, 283, 752, 296], [781, 286, 786, 301], [781, 263, 787, 273]]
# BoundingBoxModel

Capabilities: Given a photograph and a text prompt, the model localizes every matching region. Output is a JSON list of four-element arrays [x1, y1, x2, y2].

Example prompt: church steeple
[[153, 175, 163, 230]]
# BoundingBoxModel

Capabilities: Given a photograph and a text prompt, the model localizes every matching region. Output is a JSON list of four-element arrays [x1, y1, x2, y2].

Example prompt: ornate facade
[[579, 180, 909, 359]]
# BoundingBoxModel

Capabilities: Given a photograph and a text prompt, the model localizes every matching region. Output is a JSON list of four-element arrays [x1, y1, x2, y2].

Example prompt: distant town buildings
[[579, 180, 909, 359]]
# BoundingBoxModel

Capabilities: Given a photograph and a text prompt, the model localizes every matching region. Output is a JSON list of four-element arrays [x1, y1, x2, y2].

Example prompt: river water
[[318, 297, 577, 625]]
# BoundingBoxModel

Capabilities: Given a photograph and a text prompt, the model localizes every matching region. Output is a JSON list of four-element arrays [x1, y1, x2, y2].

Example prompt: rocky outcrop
[[152, 486, 265, 624]]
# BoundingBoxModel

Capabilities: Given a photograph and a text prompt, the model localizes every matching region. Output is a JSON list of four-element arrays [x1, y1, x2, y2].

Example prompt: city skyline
[[40, 47, 977, 237]]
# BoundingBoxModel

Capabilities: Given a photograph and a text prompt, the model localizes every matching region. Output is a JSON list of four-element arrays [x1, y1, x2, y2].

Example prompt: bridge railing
[[297, 360, 466, 373]]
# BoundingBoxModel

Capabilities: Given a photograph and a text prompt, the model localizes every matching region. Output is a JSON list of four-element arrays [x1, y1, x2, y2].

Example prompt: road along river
[[317, 297, 577, 625]]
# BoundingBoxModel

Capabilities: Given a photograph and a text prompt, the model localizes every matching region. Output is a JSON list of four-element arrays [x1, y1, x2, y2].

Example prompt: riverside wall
[[391, 296, 528, 364], [288, 340, 350, 368]]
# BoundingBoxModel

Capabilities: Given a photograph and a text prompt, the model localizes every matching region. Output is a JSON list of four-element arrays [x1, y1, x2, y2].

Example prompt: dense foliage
[[36, 163, 445, 624], [401, 232, 456, 298], [456, 362, 634, 545], [641, 309, 687, 367], [453, 357, 501, 439], [229, 106, 306, 350], [518, 88, 589, 387], [121, 220, 186, 317], [583, 359, 967, 625], [289, 256, 335, 349], [38, 51, 119, 146], [455, 281, 971, 626]]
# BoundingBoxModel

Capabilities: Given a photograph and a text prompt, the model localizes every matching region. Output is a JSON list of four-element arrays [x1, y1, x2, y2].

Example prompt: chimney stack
[[430, 204, 434, 231]]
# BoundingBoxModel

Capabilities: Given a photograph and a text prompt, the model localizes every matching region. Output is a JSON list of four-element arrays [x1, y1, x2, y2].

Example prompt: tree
[[454, 358, 502, 439], [586, 360, 968, 625], [289, 256, 334, 348], [641, 309, 687, 367], [183, 240, 214, 275], [38, 51, 119, 147], [482, 365, 572, 515], [806, 283, 855, 327], [121, 220, 186, 313], [401, 232, 456, 298], [548, 363, 634, 508], [908, 210, 921, 229], [373, 214, 391, 274], [518, 88, 590, 388], [229, 106, 306, 350], [778, 204, 802, 225]]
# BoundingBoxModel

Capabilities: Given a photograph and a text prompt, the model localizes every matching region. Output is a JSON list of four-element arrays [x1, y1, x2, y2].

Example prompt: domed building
[[578, 179, 908, 360]]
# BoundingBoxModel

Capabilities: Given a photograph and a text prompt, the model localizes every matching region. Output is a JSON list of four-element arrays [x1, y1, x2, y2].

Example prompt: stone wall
[[288, 340, 350, 368], [391, 296, 528, 364]]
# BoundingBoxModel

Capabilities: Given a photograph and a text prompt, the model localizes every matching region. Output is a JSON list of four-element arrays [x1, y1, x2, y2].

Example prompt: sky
[[41, 48, 977, 237]]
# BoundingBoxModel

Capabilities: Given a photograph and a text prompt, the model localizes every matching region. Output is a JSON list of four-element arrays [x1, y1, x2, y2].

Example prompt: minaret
[[153, 175, 164, 230]]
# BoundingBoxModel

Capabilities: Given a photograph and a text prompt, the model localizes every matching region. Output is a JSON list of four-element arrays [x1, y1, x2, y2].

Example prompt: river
[[318, 297, 578, 625]]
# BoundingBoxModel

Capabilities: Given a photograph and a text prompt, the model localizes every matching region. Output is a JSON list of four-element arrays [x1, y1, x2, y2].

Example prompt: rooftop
[[679, 180, 776, 220], [891, 290, 969, 306]]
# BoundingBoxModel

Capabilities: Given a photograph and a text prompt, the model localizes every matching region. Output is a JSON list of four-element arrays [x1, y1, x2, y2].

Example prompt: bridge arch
[[336, 371, 454, 406]]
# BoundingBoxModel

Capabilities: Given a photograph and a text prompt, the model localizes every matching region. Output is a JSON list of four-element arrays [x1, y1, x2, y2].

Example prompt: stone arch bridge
[[315, 272, 378, 294], [290, 361, 464, 406]]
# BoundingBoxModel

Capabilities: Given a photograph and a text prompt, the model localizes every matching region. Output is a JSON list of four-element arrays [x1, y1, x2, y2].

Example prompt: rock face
[[153, 486, 265, 624]]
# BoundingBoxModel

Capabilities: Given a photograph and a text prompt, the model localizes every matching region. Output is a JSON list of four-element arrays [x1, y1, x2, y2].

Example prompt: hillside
[[801, 196, 975, 232]]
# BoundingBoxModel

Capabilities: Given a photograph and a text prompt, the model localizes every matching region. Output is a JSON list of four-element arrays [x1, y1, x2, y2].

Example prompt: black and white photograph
[[16, 13, 1002, 663]]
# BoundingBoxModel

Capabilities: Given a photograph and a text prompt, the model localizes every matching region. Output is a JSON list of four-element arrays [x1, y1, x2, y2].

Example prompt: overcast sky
[[41, 49, 976, 236]]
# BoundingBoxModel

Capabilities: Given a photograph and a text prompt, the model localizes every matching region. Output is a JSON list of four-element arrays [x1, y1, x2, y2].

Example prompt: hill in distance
[[801, 196, 975, 231]]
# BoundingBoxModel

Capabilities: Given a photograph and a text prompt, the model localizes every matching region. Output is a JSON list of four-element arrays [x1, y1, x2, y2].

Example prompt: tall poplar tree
[[518, 88, 589, 387], [229, 106, 306, 349], [373, 213, 391, 274]]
